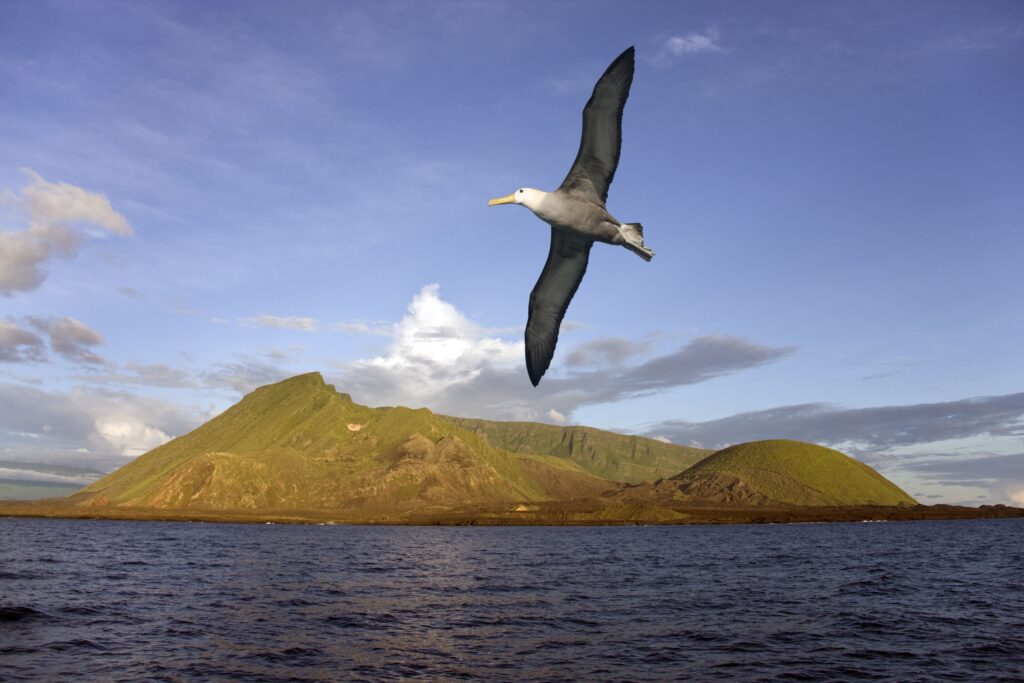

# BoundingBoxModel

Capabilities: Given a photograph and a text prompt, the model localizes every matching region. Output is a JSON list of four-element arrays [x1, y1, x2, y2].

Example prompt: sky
[[1, 0, 1022, 505]]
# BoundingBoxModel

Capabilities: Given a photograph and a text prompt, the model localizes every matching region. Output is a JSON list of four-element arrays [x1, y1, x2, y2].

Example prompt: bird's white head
[[488, 187, 546, 211]]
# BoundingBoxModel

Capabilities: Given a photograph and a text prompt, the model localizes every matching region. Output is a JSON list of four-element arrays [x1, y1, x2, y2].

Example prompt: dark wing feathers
[[525, 227, 593, 386], [523, 47, 633, 385], [558, 46, 634, 204]]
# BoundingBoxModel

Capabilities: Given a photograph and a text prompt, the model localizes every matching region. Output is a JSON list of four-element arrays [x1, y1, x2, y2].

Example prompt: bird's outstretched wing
[[526, 227, 593, 386], [558, 46, 634, 204]]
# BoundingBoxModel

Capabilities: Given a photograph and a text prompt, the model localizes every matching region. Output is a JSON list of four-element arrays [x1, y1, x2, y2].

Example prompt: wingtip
[[526, 363, 542, 387], [525, 355, 544, 387], [610, 46, 635, 75]]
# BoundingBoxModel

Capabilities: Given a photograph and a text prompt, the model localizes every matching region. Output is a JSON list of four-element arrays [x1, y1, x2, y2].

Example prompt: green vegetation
[[74, 373, 616, 511], [446, 417, 709, 483], [672, 439, 916, 506], [56, 377, 916, 516]]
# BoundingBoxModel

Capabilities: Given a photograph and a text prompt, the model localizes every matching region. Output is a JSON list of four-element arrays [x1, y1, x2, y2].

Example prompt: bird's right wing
[[525, 227, 593, 386], [558, 46, 635, 204]]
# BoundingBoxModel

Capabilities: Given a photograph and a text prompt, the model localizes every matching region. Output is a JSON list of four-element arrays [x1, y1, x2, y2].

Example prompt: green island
[[2, 373, 1020, 525]]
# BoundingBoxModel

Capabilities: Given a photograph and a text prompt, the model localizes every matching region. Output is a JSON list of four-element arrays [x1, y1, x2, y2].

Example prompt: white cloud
[[0, 169, 132, 295], [21, 169, 132, 236], [336, 284, 792, 422], [665, 29, 724, 57], [238, 315, 319, 331], [342, 284, 521, 408], [0, 382, 207, 464], [547, 408, 567, 424], [95, 420, 171, 457], [80, 390, 199, 456]]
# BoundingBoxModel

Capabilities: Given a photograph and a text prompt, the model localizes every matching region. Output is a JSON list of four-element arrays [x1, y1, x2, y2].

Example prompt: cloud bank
[[335, 284, 794, 422], [645, 393, 1024, 505], [0, 382, 208, 471], [645, 394, 1024, 452], [906, 452, 1024, 506]]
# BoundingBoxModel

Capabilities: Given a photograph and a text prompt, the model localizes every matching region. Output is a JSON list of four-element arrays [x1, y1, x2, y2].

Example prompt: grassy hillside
[[669, 439, 916, 506], [446, 417, 709, 483], [74, 373, 615, 511], [62, 377, 915, 516]]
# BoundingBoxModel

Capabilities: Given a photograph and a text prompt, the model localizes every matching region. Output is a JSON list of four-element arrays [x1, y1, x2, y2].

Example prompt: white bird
[[489, 46, 653, 386]]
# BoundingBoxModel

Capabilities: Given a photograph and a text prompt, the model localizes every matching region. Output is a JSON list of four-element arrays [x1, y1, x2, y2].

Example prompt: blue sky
[[1, 0, 1022, 504]]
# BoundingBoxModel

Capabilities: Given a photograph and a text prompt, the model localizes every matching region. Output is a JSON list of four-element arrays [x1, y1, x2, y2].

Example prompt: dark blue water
[[1, 518, 1022, 682]]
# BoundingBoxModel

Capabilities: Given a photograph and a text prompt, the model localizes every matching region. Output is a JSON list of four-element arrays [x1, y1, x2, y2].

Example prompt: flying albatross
[[489, 46, 653, 386]]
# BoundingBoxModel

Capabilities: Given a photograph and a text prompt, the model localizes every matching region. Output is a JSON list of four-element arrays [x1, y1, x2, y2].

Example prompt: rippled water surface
[[1, 518, 1022, 681]]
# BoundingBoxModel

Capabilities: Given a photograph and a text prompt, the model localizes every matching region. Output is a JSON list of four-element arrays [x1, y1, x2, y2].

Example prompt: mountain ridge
[[443, 416, 710, 483], [71, 373, 634, 511]]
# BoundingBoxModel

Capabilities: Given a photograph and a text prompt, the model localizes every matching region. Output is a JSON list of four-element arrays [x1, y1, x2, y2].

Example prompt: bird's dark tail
[[620, 223, 654, 261]]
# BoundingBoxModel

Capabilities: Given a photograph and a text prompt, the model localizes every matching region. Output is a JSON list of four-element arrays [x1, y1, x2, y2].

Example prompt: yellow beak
[[488, 193, 516, 206]]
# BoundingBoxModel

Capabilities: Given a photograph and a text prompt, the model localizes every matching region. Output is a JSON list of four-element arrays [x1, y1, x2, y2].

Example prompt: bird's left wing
[[525, 226, 593, 386], [558, 46, 635, 204]]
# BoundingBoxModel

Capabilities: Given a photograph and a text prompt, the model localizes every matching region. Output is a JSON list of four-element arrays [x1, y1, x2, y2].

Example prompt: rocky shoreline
[[2, 499, 1020, 526]]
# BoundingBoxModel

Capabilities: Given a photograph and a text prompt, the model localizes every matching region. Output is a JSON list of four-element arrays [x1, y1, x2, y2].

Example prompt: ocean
[[1, 517, 1021, 681]]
